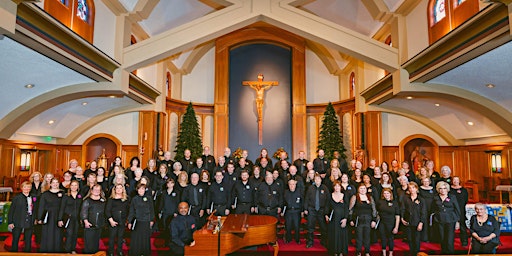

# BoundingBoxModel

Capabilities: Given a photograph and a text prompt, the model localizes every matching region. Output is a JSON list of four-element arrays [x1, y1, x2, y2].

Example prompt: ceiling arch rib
[[368, 105, 461, 145], [407, 82, 512, 138], [0, 82, 129, 139], [62, 105, 154, 144], [123, 0, 399, 72]]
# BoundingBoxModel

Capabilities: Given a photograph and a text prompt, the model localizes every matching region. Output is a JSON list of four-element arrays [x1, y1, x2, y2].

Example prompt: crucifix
[[242, 74, 279, 145]]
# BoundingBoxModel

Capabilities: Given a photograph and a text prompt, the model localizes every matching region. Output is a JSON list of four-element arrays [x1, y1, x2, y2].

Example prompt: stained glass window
[[77, 0, 89, 22], [434, 0, 446, 24], [60, 0, 67, 5]]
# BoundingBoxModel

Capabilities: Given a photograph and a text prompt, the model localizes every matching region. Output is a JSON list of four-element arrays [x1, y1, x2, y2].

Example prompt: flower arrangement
[[233, 147, 243, 161], [273, 147, 288, 160]]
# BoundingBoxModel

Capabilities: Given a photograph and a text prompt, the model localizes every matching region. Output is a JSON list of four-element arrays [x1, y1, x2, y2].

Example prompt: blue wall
[[229, 44, 292, 161]]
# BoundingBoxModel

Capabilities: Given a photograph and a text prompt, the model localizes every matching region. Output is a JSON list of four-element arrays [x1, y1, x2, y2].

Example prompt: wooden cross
[[242, 74, 279, 145]]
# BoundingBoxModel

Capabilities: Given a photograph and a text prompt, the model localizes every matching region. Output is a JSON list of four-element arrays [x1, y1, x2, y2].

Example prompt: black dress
[[469, 214, 500, 254], [105, 197, 129, 255], [128, 194, 155, 256], [81, 197, 106, 254], [38, 190, 63, 252], [327, 194, 349, 255], [376, 199, 400, 251], [419, 186, 436, 241], [58, 193, 82, 253]]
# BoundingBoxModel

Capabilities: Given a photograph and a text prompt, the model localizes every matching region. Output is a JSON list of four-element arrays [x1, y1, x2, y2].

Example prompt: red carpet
[[3, 232, 512, 255]]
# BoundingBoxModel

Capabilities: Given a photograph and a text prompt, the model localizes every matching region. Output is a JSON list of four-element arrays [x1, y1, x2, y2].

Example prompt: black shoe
[[306, 243, 313, 248]]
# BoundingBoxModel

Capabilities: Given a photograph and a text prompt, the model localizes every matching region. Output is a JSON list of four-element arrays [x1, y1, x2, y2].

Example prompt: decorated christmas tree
[[317, 102, 346, 160], [174, 102, 203, 161]]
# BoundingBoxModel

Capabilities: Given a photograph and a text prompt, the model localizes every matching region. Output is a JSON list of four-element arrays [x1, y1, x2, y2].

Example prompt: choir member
[[60, 170, 73, 191], [127, 183, 155, 256], [249, 166, 264, 189], [81, 184, 106, 254], [126, 156, 141, 181], [201, 146, 216, 176], [106, 183, 129, 256], [376, 188, 400, 256], [349, 184, 378, 256], [419, 177, 435, 242], [143, 158, 158, 188], [401, 182, 426, 256], [231, 170, 255, 214], [293, 150, 309, 177], [255, 171, 283, 217], [73, 167, 85, 188], [432, 181, 460, 254], [80, 172, 97, 198], [304, 173, 328, 248], [255, 148, 273, 167], [439, 165, 452, 185], [97, 167, 109, 193], [470, 203, 500, 254], [84, 160, 98, 178], [313, 149, 330, 178], [29, 171, 43, 245], [282, 179, 304, 244], [179, 149, 195, 174], [37, 177, 63, 252], [182, 173, 206, 228], [170, 202, 197, 256], [157, 151, 174, 175], [326, 181, 349, 256], [425, 160, 440, 185], [207, 170, 231, 216], [158, 179, 180, 243], [58, 180, 82, 253], [450, 176, 469, 246], [8, 181, 35, 252]]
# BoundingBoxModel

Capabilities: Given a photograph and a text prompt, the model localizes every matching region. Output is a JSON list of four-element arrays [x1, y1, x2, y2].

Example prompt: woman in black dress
[[128, 183, 155, 256], [158, 178, 180, 243], [81, 184, 106, 254], [37, 177, 63, 252], [450, 176, 469, 246], [418, 177, 435, 242], [401, 181, 426, 256], [58, 180, 82, 253], [469, 203, 500, 254], [106, 184, 129, 256], [432, 181, 460, 254], [376, 188, 400, 256], [327, 181, 349, 256], [349, 184, 378, 256]]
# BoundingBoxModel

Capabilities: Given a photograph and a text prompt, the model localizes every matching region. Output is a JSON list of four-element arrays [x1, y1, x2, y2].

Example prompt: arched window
[[349, 72, 356, 98], [428, 0, 478, 44], [44, 0, 95, 43]]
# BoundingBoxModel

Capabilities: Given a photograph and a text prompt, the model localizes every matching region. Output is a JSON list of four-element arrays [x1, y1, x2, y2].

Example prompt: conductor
[[170, 202, 197, 256]]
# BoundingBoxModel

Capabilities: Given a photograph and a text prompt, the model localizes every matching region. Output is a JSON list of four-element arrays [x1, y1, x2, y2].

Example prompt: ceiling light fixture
[[109, 95, 116, 98], [406, 96, 413, 100], [486, 84, 495, 88], [82, 102, 88, 106], [24, 84, 35, 89], [435, 103, 440, 107], [467, 121, 474, 126], [48, 120, 55, 125]]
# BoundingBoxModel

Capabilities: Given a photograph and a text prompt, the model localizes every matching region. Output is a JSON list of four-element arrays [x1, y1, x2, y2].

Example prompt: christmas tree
[[317, 102, 346, 160], [174, 102, 203, 161]]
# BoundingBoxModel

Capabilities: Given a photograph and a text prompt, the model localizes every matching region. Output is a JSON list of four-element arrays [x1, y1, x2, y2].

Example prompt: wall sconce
[[20, 151, 31, 171], [490, 152, 502, 173]]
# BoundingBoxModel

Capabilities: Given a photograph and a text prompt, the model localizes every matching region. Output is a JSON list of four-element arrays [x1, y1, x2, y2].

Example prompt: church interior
[[1, 0, 512, 253]]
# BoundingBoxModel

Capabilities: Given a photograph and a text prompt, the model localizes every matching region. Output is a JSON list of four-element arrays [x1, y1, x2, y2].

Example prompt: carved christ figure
[[242, 74, 279, 145]]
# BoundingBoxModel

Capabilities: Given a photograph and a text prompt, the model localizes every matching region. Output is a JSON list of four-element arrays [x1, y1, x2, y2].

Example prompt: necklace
[[477, 216, 486, 226]]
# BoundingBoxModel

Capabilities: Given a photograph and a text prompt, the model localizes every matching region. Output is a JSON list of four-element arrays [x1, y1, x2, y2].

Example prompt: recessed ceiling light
[[48, 120, 55, 125], [82, 102, 88, 106], [406, 96, 413, 100], [24, 84, 35, 89], [467, 121, 474, 126], [435, 103, 440, 107], [486, 84, 495, 88], [109, 95, 116, 98]]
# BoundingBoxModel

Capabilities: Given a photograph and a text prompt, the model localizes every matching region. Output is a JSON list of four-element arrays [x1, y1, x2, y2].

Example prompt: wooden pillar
[[138, 111, 166, 165]]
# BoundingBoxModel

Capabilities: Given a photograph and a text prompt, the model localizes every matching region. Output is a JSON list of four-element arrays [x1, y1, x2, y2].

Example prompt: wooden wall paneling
[[0, 144, 15, 182], [382, 146, 398, 164], [122, 145, 139, 167], [439, 147, 455, 171], [364, 112, 382, 165], [139, 111, 156, 166]]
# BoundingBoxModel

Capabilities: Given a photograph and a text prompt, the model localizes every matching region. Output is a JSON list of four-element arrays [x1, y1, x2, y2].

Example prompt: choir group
[[6, 146, 501, 256]]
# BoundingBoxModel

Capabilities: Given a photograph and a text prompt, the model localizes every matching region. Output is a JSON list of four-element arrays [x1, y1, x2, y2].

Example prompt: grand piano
[[184, 214, 278, 256]]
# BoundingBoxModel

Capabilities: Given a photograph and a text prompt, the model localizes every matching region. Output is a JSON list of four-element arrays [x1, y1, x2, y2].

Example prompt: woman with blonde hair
[[41, 172, 54, 193], [432, 181, 460, 254], [81, 184, 106, 254], [176, 170, 189, 194], [106, 184, 129, 256], [38, 177, 63, 252]]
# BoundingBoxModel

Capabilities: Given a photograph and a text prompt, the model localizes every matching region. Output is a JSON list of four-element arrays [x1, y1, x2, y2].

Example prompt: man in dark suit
[[8, 181, 35, 252], [170, 202, 197, 256]]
